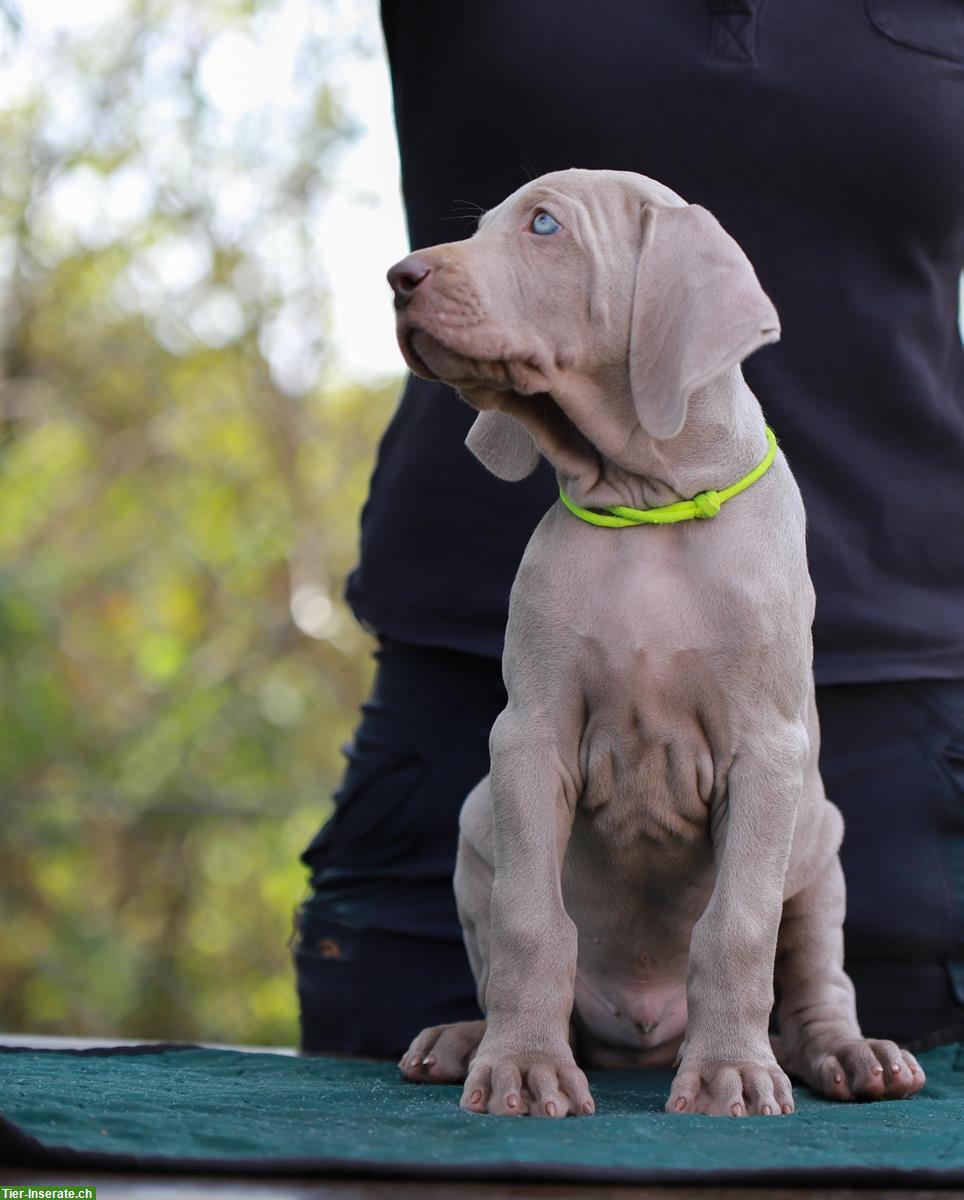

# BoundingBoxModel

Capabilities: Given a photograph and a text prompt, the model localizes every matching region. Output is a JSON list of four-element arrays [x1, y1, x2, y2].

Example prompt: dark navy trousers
[[295, 639, 964, 1057]]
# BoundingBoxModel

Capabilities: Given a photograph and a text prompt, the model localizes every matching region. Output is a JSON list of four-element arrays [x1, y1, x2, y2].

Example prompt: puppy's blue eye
[[531, 211, 561, 235]]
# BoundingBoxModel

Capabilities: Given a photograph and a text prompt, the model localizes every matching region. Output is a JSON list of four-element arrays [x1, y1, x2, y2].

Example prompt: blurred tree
[[0, 0, 399, 1043]]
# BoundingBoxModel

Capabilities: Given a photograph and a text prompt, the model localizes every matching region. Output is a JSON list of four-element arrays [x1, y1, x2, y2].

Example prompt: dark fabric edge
[[1, 1115, 962, 1189], [812, 648, 964, 686]]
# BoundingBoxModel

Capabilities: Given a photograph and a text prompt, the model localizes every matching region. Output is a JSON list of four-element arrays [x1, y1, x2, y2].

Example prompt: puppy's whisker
[[516, 155, 537, 183], [450, 199, 487, 216]]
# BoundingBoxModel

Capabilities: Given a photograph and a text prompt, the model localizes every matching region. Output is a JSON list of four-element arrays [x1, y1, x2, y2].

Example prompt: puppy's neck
[[555, 367, 770, 512]]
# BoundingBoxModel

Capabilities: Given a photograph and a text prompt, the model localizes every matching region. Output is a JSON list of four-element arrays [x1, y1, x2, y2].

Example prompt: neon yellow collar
[[559, 426, 777, 527]]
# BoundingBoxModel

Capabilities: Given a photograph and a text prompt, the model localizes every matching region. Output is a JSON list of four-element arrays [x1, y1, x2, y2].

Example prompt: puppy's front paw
[[460, 1050, 594, 1117], [667, 1056, 795, 1116]]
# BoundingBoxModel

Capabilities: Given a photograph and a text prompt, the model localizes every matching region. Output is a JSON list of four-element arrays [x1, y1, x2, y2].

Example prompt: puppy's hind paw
[[800, 1038, 925, 1103], [399, 1019, 487, 1084]]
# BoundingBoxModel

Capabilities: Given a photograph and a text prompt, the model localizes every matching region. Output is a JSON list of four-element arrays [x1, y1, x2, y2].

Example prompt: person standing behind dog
[[294, 1, 964, 1057]]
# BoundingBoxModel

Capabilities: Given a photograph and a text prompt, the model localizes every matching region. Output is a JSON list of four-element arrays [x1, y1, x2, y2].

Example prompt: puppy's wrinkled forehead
[[478, 168, 687, 235]]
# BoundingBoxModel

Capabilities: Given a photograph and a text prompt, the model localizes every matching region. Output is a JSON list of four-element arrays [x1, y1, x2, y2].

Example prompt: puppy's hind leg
[[399, 779, 494, 1084], [774, 843, 925, 1103]]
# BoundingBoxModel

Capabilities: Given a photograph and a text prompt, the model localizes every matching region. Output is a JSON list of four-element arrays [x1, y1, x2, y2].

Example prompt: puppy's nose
[[387, 254, 431, 309]]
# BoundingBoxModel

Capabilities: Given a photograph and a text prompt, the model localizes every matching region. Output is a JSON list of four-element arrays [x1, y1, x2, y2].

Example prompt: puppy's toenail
[[782, 1103, 793, 1113], [891, 1062, 901, 1073], [675, 1097, 687, 1111], [731, 1103, 743, 1116], [761, 1104, 771, 1115], [583, 1100, 595, 1114], [470, 1089, 482, 1105], [409, 1057, 420, 1067], [422, 1056, 435, 1066], [871, 1065, 882, 1075], [545, 1101, 556, 1116], [506, 1094, 519, 1109]]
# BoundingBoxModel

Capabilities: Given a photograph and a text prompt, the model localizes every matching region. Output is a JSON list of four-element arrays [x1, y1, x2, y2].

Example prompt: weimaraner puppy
[[386, 169, 926, 1117]]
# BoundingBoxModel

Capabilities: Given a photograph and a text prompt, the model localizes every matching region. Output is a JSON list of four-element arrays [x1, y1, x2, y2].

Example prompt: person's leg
[[816, 679, 964, 1045], [294, 637, 506, 1058]]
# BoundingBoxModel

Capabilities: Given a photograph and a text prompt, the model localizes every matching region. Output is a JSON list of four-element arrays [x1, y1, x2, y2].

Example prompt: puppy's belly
[[563, 807, 713, 1068], [573, 969, 687, 1067]]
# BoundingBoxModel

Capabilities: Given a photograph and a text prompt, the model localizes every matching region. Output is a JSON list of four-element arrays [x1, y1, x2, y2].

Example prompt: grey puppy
[[386, 169, 925, 1118]]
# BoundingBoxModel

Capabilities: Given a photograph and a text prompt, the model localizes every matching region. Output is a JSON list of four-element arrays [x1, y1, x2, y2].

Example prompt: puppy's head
[[387, 168, 779, 481]]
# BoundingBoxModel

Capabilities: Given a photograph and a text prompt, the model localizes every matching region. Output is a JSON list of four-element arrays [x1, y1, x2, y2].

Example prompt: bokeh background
[[0, 0, 410, 1045]]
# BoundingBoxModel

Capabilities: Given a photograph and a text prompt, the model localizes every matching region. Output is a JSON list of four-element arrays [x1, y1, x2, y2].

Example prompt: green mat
[[1, 1041, 962, 1186]]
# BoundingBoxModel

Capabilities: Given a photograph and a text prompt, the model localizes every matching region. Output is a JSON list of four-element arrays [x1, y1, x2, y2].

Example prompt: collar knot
[[559, 425, 778, 529], [692, 489, 721, 518]]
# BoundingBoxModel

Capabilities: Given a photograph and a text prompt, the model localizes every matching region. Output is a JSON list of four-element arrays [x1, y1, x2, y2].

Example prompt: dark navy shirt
[[347, 0, 964, 684]]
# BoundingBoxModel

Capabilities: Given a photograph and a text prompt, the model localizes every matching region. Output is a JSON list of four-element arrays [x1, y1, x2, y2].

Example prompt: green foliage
[[0, 0, 400, 1044]]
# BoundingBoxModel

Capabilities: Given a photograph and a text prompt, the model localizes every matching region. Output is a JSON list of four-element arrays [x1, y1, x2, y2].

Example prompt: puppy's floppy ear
[[629, 204, 780, 440], [465, 410, 540, 480]]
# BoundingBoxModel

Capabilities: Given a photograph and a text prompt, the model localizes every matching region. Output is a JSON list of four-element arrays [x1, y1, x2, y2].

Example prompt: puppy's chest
[[576, 720, 719, 853]]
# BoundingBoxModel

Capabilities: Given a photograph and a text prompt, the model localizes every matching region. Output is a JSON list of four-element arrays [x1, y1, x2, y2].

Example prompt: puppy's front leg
[[462, 712, 594, 1118], [668, 727, 808, 1117]]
